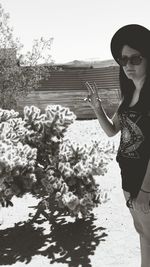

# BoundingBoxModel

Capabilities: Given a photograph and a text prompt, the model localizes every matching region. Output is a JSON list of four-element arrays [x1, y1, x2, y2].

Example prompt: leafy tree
[[0, 3, 54, 109]]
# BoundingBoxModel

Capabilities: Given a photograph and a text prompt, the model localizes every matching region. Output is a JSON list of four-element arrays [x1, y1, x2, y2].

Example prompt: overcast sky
[[1, 0, 150, 63]]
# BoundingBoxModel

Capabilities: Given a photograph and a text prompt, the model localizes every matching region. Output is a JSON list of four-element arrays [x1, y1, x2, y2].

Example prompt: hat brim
[[111, 24, 150, 63]]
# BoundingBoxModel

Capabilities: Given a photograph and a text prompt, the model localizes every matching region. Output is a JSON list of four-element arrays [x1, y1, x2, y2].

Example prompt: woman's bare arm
[[94, 104, 120, 137], [85, 82, 120, 137]]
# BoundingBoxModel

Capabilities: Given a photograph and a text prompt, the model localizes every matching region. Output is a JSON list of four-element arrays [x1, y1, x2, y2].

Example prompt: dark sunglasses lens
[[118, 57, 128, 66], [130, 56, 142, 65], [118, 55, 142, 66]]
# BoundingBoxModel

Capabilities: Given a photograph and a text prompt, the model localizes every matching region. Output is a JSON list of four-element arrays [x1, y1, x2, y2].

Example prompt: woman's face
[[121, 45, 147, 82]]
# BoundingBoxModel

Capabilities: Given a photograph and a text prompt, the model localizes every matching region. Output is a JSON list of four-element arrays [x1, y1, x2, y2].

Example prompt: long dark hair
[[118, 48, 150, 114]]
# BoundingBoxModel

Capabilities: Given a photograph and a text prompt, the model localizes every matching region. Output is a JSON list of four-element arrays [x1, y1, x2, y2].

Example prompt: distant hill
[[57, 59, 118, 69]]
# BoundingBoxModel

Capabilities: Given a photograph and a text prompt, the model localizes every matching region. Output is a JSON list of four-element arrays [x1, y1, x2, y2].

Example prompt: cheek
[[140, 60, 147, 74], [138, 64, 147, 75]]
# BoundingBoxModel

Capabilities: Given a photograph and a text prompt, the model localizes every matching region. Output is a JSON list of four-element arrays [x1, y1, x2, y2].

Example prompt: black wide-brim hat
[[111, 24, 150, 63]]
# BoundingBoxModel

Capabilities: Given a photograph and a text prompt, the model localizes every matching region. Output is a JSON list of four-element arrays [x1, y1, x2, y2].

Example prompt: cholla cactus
[[0, 108, 19, 122], [0, 138, 37, 206], [0, 104, 110, 218]]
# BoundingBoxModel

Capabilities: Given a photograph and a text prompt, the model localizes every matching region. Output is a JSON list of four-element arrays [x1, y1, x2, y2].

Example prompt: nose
[[124, 60, 135, 70], [126, 60, 133, 67]]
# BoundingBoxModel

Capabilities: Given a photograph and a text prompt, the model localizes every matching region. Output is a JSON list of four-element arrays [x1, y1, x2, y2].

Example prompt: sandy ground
[[0, 120, 141, 267]]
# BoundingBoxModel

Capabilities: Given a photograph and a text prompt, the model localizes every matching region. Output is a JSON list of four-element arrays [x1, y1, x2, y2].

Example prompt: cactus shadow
[[0, 213, 108, 267]]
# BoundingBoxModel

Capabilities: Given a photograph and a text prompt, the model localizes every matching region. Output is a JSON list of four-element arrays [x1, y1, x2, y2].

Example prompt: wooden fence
[[18, 63, 120, 119]]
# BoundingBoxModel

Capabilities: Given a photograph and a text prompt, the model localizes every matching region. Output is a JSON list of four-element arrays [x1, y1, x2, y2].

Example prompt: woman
[[85, 24, 150, 267]]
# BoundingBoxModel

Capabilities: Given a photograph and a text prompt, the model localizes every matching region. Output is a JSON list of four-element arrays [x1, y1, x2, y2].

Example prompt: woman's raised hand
[[84, 82, 102, 111]]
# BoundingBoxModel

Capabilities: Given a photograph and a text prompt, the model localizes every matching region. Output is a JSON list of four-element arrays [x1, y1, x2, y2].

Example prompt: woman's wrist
[[94, 100, 103, 113], [140, 188, 150, 193]]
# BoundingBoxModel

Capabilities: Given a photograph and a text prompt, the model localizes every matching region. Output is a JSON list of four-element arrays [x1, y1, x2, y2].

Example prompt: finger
[[134, 203, 149, 213], [85, 81, 94, 94], [132, 199, 136, 210], [93, 82, 99, 96], [142, 208, 150, 214], [143, 204, 150, 213], [132, 200, 140, 211]]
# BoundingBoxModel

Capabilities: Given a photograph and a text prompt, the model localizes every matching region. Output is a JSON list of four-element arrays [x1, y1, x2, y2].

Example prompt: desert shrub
[[0, 105, 110, 219]]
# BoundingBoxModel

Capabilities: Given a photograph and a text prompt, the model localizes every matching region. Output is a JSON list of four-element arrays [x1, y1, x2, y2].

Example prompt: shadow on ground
[[0, 213, 108, 267]]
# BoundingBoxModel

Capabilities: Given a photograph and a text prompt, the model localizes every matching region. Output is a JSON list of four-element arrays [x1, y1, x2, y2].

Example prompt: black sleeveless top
[[116, 103, 150, 198]]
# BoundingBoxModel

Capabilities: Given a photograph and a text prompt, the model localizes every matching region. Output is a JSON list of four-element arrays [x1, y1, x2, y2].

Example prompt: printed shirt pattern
[[116, 107, 150, 197], [117, 111, 145, 159]]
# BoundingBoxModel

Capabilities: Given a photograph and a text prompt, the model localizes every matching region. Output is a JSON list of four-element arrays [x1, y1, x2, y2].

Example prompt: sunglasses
[[117, 55, 143, 66]]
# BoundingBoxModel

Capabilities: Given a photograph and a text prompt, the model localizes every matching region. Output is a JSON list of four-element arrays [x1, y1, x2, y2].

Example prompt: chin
[[126, 72, 136, 79]]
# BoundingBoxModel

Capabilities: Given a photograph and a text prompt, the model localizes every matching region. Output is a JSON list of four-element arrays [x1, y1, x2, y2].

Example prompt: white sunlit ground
[[0, 119, 140, 267]]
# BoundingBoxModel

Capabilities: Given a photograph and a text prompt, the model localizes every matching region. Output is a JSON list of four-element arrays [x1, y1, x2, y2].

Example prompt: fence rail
[[18, 64, 121, 119]]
